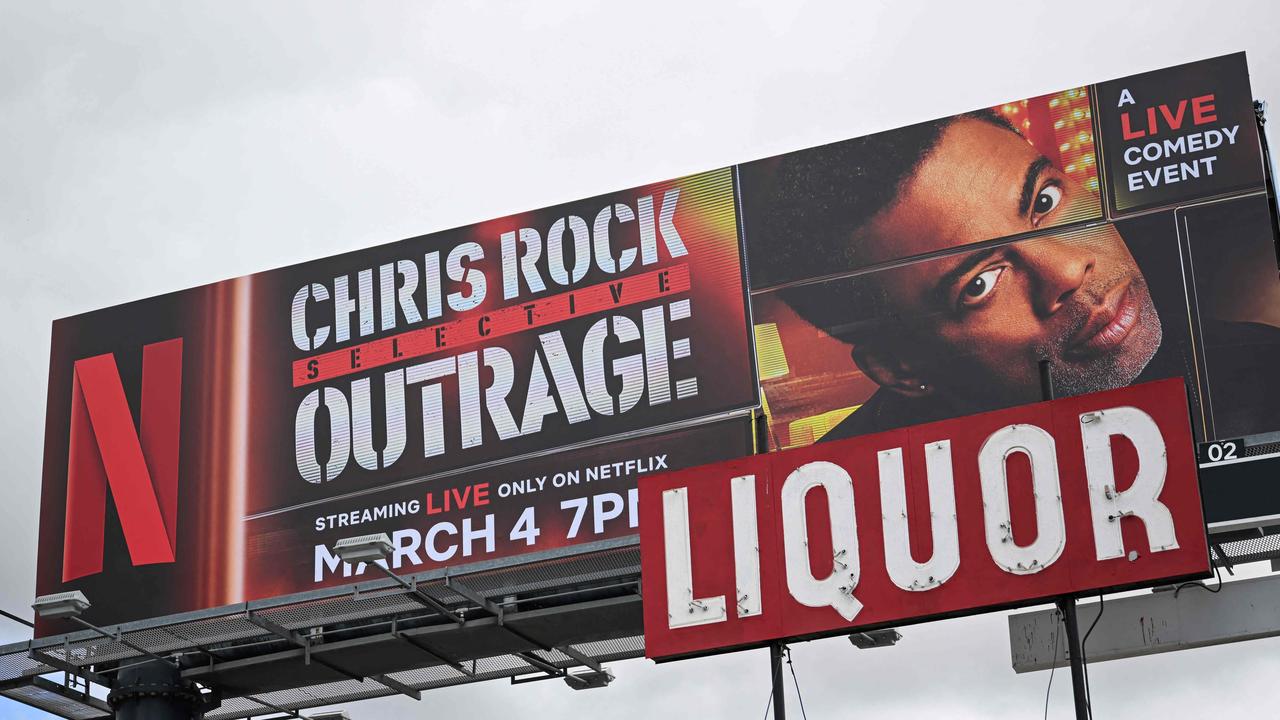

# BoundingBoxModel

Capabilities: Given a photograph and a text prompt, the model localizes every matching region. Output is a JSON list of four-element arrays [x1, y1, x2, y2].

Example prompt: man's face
[[854, 118, 1162, 406]]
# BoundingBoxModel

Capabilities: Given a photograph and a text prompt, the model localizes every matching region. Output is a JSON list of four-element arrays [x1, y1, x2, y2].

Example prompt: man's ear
[[851, 344, 932, 398]]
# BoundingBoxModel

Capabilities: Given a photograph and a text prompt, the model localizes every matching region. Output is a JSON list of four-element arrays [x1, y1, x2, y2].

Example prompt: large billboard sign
[[36, 170, 757, 634], [36, 52, 1279, 634], [639, 380, 1210, 661]]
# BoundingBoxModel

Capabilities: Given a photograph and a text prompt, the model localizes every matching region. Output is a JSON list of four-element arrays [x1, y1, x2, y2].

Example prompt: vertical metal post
[[754, 409, 786, 720], [1252, 101, 1280, 254], [1056, 599, 1090, 720], [753, 407, 770, 454], [770, 642, 786, 720], [1038, 359, 1055, 405], [1039, 360, 1089, 720], [109, 659, 202, 720]]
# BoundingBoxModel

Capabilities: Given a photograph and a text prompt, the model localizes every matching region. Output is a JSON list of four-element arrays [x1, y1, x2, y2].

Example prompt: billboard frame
[[13, 49, 1280, 720], [0, 534, 647, 720]]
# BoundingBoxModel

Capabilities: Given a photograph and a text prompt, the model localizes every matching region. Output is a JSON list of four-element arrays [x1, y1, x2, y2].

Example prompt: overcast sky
[[4, 1, 1280, 718]]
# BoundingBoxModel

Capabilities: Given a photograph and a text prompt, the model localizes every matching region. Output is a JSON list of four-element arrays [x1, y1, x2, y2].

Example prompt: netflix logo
[[62, 339, 182, 582]]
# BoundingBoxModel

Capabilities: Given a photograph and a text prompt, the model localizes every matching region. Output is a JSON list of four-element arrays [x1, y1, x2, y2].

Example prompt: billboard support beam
[[556, 645, 603, 673], [66, 615, 177, 671], [769, 643, 786, 720], [240, 692, 303, 719], [368, 672, 422, 702], [27, 648, 109, 688], [444, 576, 503, 617], [1009, 572, 1280, 671], [515, 651, 563, 676], [377, 565, 464, 625], [389, 620, 476, 676], [245, 611, 423, 703], [445, 576, 604, 673], [245, 612, 305, 646]]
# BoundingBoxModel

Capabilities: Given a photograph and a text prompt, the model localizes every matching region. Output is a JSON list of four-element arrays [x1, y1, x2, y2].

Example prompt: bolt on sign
[[640, 380, 1210, 660]]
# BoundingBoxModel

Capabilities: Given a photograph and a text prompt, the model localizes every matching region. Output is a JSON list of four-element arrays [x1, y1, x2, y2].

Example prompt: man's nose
[[1019, 236, 1095, 316]]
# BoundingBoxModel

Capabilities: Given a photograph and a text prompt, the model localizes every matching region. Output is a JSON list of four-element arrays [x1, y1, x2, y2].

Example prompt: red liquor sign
[[640, 379, 1210, 660]]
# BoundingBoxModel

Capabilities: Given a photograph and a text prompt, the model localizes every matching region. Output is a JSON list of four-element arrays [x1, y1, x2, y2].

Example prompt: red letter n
[[62, 338, 182, 582]]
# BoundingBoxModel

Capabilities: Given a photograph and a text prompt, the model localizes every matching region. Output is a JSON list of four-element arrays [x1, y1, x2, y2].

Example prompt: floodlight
[[31, 591, 91, 620], [333, 533, 393, 564], [332, 535, 464, 624], [33, 591, 182, 671], [848, 628, 901, 649], [307, 711, 352, 720], [564, 667, 614, 690]]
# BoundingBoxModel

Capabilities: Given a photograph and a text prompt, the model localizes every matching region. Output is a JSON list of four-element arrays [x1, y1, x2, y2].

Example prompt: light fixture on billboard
[[32, 590, 182, 670], [848, 628, 902, 649], [31, 590, 184, 691], [333, 533, 465, 624], [32, 591, 317, 717], [30, 590, 90, 620], [564, 667, 614, 690], [333, 533, 395, 565], [306, 711, 352, 720]]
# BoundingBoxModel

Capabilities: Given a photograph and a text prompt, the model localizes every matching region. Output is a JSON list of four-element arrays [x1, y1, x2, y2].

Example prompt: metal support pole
[[46, 616, 213, 718], [770, 642, 786, 720], [757, 411, 786, 720], [1252, 101, 1280, 252], [1056, 599, 1090, 720], [1038, 358, 1055, 404], [109, 659, 203, 720], [1040, 360, 1089, 719]]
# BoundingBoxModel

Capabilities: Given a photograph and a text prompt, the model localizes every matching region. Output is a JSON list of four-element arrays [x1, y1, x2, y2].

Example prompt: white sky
[[3, 1, 1280, 718]]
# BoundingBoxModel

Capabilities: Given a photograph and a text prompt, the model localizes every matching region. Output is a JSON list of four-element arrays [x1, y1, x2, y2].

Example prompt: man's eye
[[1031, 184, 1063, 224], [960, 267, 1004, 306]]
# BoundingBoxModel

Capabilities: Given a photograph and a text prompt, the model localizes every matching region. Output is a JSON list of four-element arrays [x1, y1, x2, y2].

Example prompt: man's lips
[[1065, 282, 1140, 356]]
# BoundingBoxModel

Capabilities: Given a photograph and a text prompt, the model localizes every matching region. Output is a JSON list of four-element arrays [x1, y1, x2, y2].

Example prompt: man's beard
[[1035, 273, 1163, 397]]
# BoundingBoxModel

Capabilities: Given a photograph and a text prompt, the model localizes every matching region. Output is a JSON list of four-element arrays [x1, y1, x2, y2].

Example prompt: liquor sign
[[640, 380, 1210, 660]]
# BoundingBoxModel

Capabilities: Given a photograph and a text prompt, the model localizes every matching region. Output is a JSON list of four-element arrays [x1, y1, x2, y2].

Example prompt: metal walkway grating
[[0, 538, 643, 720], [200, 635, 646, 720]]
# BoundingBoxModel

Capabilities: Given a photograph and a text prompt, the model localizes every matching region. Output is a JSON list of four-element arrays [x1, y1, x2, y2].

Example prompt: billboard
[[640, 380, 1210, 661], [36, 169, 757, 634], [742, 53, 1278, 454], [35, 51, 1280, 634]]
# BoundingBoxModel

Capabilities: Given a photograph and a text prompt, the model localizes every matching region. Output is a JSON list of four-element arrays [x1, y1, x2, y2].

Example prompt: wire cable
[[1043, 608, 1061, 720], [1082, 593, 1105, 648], [785, 646, 809, 720], [1080, 592, 1105, 720], [0, 608, 34, 629], [1174, 562, 1223, 598]]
